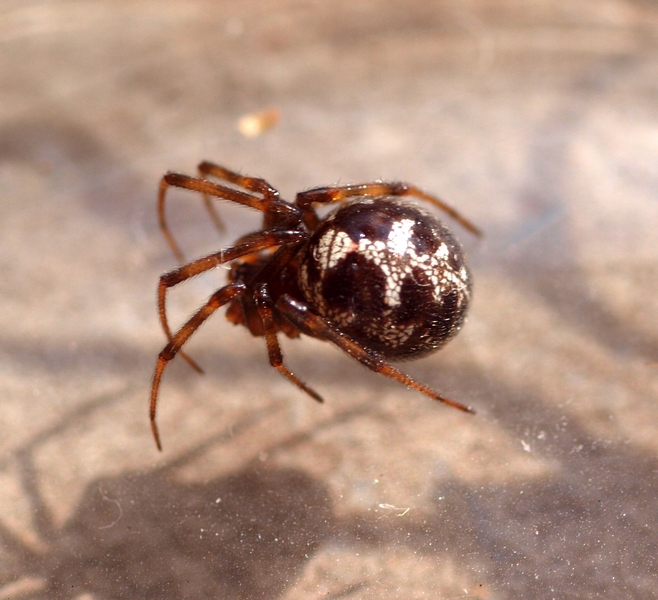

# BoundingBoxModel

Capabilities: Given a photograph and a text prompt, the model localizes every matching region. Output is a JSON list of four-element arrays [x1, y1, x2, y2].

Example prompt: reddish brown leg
[[276, 295, 476, 415], [253, 284, 324, 403], [296, 182, 482, 236], [198, 161, 281, 200], [158, 172, 298, 263], [197, 165, 226, 236], [158, 230, 306, 374], [151, 281, 247, 451], [196, 161, 283, 236]]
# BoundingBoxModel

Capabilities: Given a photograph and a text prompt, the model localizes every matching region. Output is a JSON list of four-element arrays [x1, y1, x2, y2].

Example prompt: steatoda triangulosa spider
[[150, 162, 481, 450]]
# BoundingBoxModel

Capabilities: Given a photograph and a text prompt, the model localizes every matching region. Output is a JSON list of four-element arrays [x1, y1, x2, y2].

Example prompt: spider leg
[[198, 161, 281, 200], [158, 229, 306, 374], [158, 171, 300, 263], [197, 165, 226, 236], [276, 295, 476, 415], [196, 161, 283, 236], [253, 284, 324, 403], [151, 281, 247, 451], [296, 182, 482, 236]]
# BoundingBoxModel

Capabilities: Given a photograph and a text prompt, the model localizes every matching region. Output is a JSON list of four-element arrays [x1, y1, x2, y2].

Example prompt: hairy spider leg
[[197, 161, 283, 236], [152, 229, 307, 450], [296, 182, 482, 236], [151, 281, 245, 451], [254, 283, 324, 404], [157, 171, 301, 371], [158, 172, 299, 264], [158, 229, 306, 358], [276, 295, 476, 415]]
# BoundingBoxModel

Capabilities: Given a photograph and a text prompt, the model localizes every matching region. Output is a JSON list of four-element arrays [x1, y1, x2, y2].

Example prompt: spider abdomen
[[297, 198, 472, 361]]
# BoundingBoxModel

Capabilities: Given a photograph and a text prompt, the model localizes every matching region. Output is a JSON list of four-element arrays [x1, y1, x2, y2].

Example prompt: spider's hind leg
[[275, 294, 475, 415]]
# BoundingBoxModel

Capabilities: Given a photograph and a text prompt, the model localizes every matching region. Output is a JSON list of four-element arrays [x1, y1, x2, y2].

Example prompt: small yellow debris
[[237, 108, 280, 137]]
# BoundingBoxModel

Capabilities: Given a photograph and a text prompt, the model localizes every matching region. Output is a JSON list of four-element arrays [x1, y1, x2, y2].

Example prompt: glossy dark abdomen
[[298, 198, 472, 361]]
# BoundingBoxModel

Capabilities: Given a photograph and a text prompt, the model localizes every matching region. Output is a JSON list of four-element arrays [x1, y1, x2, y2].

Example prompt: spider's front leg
[[275, 295, 475, 415], [152, 229, 306, 451], [158, 170, 299, 263], [296, 181, 482, 236], [157, 230, 306, 375], [196, 161, 283, 234], [151, 281, 246, 451]]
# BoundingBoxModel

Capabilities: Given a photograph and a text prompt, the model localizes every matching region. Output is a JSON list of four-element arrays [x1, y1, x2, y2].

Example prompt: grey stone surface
[[1, 1, 657, 598]]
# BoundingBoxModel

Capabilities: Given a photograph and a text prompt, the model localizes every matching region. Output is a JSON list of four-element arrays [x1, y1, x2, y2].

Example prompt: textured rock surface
[[1, 1, 657, 597]]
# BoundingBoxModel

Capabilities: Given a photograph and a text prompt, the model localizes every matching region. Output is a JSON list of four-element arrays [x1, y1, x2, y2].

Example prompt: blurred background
[[1, 1, 657, 598]]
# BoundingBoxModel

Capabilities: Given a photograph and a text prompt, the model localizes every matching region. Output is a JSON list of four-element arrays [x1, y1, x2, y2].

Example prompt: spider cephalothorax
[[151, 162, 481, 450]]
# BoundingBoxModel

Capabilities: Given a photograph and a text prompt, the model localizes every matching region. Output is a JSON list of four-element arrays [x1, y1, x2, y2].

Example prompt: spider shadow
[[1, 351, 657, 598], [0, 407, 334, 600]]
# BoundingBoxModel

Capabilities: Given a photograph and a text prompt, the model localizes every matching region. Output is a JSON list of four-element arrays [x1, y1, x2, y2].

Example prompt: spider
[[150, 162, 481, 450]]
